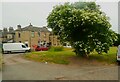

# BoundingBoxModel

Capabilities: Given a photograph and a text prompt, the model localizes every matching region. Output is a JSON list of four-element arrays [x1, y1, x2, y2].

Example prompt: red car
[[35, 46, 48, 51]]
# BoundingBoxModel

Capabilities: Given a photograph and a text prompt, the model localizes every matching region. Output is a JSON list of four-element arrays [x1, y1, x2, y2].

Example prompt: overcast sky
[[0, 1, 118, 33]]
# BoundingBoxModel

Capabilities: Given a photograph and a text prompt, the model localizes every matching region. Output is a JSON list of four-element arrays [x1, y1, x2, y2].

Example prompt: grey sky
[[97, 2, 118, 33], [2, 2, 64, 29], [0, 1, 118, 33]]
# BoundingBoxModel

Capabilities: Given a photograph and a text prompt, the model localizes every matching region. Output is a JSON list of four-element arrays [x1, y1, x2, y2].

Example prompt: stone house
[[2, 27, 15, 43], [49, 33, 61, 46], [0, 30, 3, 43], [15, 24, 61, 48]]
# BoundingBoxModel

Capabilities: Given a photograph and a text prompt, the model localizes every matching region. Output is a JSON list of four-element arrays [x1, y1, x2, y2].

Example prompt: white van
[[117, 45, 120, 63], [2, 43, 31, 53]]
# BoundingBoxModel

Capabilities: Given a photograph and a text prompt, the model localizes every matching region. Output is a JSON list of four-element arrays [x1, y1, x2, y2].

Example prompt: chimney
[[29, 23, 33, 26], [3, 28, 8, 33], [9, 27, 14, 32], [17, 25, 21, 30]]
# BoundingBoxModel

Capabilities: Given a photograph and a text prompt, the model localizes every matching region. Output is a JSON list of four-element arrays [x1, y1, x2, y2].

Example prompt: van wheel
[[25, 50, 28, 53], [7, 51, 11, 54]]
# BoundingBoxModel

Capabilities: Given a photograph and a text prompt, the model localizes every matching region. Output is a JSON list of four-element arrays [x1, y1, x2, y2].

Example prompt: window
[[44, 41, 46, 43], [31, 31, 35, 37], [22, 45, 26, 48], [18, 33, 21, 38], [8, 35, 11, 39], [44, 33, 46, 37], [9, 36, 11, 39]]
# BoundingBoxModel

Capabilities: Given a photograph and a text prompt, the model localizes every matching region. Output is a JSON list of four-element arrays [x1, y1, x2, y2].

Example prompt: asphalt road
[[2, 53, 119, 80]]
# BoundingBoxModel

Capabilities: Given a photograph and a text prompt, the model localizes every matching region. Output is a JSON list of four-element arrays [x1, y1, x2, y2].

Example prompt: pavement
[[2, 53, 119, 80]]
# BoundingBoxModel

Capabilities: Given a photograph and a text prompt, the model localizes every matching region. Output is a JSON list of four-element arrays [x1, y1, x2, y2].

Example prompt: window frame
[[31, 31, 35, 38]]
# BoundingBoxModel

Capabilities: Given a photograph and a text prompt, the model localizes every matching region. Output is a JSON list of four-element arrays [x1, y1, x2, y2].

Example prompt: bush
[[49, 46, 64, 52]]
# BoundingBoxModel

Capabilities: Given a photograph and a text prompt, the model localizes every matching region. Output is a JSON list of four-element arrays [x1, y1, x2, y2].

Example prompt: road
[[2, 53, 119, 80]]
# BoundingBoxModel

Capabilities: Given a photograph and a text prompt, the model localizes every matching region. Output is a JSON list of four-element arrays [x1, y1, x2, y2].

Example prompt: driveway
[[2, 53, 119, 80]]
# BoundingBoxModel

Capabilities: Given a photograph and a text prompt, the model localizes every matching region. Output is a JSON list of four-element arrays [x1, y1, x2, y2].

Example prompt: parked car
[[2, 43, 31, 53], [35, 46, 48, 51], [64, 46, 72, 48], [117, 45, 120, 64]]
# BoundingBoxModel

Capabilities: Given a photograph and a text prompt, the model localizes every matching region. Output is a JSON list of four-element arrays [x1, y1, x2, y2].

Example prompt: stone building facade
[[0, 30, 3, 43], [15, 24, 61, 48], [1, 24, 61, 48], [2, 27, 15, 43], [49, 33, 61, 46]]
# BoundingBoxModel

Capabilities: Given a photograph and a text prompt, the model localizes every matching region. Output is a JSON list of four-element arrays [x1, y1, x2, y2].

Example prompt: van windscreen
[[22, 45, 26, 48]]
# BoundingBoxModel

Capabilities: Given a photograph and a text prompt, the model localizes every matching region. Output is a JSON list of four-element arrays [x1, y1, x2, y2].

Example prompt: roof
[[7, 32, 15, 34], [16, 24, 50, 32]]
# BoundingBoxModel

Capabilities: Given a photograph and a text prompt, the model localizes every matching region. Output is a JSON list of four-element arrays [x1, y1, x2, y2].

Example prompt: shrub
[[49, 46, 64, 52]]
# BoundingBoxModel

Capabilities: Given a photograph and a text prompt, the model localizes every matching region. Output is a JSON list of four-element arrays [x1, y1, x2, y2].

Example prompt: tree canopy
[[47, 2, 117, 57]]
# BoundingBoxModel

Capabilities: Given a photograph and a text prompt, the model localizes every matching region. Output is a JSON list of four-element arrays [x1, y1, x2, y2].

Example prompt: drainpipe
[[29, 31, 31, 48]]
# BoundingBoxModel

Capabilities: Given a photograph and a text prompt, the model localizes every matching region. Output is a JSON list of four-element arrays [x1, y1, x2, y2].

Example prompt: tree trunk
[[83, 54, 89, 58]]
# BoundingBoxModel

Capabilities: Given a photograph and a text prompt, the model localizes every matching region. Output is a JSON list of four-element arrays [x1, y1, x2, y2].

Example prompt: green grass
[[24, 48, 75, 65], [89, 47, 117, 64], [24, 47, 117, 65]]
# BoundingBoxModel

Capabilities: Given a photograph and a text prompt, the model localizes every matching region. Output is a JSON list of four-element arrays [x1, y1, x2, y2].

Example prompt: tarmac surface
[[2, 53, 119, 80]]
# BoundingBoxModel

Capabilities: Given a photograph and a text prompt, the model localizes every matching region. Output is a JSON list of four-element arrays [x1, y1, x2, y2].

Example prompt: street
[[2, 53, 119, 80]]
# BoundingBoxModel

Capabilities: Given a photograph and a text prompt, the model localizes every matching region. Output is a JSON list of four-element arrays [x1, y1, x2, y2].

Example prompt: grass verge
[[24, 48, 75, 65], [89, 47, 117, 64], [23, 47, 117, 65]]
